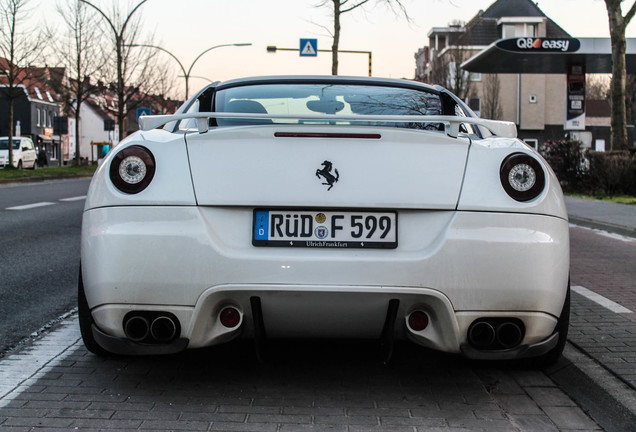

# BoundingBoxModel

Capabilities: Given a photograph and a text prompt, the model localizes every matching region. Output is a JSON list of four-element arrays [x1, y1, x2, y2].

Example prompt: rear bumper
[[89, 284, 560, 357], [81, 206, 569, 356], [89, 287, 560, 360], [92, 324, 189, 355]]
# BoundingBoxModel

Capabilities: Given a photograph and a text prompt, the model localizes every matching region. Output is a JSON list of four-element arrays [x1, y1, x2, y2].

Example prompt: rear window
[[212, 84, 443, 130]]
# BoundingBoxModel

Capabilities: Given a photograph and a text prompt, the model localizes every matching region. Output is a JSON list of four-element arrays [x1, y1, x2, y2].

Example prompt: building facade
[[415, 0, 591, 149], [0, 63, 62, 165]]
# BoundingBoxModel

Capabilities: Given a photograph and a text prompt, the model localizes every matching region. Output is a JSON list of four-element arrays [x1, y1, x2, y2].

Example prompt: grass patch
[[0, 164, 97, 180], [568, 193, 636, 205]]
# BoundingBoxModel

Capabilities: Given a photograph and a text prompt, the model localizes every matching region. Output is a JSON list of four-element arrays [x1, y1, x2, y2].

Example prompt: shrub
[[541, 140, 588, 192], [587, 151, 636, 196]]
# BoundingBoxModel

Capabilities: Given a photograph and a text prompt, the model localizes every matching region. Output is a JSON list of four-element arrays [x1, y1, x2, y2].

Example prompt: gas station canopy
[[461, 37, 636, 74]]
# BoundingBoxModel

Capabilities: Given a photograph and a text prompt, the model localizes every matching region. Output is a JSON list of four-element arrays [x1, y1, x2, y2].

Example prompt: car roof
[[212, 75, 442, 93]]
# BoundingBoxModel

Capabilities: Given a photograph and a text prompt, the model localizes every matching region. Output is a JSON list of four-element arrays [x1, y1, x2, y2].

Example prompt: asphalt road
[[0, 178, 91, 354]]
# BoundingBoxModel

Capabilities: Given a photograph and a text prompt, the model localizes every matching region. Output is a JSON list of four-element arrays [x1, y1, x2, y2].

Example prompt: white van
[[0, 137, 38, 169]]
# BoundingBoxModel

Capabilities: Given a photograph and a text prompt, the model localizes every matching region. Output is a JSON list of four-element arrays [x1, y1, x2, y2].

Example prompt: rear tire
[[531, 281, 570, 368], [17, 160, 22, 169], [78, 265, 109, 356], [31, 160, 38, 170]]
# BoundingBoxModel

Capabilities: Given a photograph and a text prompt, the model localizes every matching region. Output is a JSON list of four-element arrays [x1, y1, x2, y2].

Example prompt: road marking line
[[572, 285, 634, 314], [59, 195, 86, 202], [6, 202, 56, 211]]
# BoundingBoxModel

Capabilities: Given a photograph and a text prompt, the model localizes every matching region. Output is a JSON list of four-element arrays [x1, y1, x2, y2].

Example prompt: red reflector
[[408, 311, 429, 331], [220, 307, 241, 328]]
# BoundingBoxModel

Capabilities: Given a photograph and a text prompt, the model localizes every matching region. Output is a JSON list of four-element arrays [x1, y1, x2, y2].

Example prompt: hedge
[[541, 140, 636, 196]]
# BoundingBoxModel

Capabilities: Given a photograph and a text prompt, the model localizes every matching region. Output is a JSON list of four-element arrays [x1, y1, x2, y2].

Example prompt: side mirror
[[21, 146, 28, 151]]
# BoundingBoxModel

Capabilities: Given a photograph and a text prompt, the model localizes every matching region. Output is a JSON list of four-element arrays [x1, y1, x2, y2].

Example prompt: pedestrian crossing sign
[[300, 38, 318, 57]]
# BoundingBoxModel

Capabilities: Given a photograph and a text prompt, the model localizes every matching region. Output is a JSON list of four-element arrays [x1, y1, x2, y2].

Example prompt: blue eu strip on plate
[[254, 210, 270, 241]]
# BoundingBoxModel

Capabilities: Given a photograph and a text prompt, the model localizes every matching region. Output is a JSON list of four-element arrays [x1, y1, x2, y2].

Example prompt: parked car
[[79, 76, 570, 366], [0, 137, 38, 169]]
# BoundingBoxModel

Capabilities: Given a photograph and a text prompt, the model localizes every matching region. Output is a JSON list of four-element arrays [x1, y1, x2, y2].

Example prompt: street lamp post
[[129, 43, 251, 99]]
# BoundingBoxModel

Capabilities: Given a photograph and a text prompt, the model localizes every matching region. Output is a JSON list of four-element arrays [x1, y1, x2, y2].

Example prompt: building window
[[36, 108, 40, 127], [468, 98, 481, 116], [34, 87, 43, 100], [524, 139, 539, 150], [48, 111, 52, 127], [502, 23, 536, 38], [470, 72, 482, 82]]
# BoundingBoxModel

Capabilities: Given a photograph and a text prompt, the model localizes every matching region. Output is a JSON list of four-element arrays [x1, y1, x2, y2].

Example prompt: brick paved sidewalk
[[1, 316, 602, 431], [569, 291, 636, 390]]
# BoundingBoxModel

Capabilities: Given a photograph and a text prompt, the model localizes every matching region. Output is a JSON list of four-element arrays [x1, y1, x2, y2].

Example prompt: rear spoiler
[[139, 112, 517, 138]]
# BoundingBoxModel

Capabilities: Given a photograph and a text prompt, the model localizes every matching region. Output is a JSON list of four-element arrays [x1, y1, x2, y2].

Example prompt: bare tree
[[604, 0, 636, 150], [586, 74, 611, 100], [481, 74, 502, 120], [48, 0, 107, 165], [445, 47, 472, 99], [426, 31, 473, 100], [151, 61, 178, 104], [79, 0, 154, 139], [0, 0, 43, 168], [317, 0, 409, 75]]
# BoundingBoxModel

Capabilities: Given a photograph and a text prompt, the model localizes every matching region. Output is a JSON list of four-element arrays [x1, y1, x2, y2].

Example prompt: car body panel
[[457, 137, 568, 219], [82, 206, 568, 314], [80, 75, 570, 361], [84, 130, 196, 209], [184, 125, 470, 209]]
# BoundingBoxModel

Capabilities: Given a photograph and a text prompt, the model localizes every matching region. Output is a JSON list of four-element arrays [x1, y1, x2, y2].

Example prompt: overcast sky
[[39, 0, 636, 96]]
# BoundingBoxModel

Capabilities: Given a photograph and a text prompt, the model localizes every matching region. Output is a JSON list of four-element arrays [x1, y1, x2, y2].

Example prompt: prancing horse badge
[[315, 160, 339, 191]]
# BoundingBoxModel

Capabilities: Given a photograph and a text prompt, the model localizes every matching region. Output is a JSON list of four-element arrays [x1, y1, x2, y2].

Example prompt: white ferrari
[[79, 76, 569, 365]]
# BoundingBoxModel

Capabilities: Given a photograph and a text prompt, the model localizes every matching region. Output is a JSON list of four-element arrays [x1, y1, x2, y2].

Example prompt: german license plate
[[253, 209, 397, 249]]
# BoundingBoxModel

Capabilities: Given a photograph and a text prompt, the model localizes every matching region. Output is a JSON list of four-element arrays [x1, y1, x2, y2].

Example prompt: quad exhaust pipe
[[468, 321, 496, 348], [124, 316, 150, 342], [468, 319, 524, 350], [150, 316, 178, 342], [495, 321, 523, 348], [124, 313, 179, 344]]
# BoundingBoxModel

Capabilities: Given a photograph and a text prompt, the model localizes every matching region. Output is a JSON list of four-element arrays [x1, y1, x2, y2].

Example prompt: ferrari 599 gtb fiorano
[[79, 76, 569, 366]]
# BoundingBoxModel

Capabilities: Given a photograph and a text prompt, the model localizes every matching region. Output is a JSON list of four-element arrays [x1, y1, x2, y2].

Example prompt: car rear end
[[80, 77, 569, 361]]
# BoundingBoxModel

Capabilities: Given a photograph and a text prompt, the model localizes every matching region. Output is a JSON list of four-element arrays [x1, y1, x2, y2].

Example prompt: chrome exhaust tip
[[150, 316, 178, 343], [468, 321, 496, 348], [124, 316, 150, 342], [496, 321, 523, 348]]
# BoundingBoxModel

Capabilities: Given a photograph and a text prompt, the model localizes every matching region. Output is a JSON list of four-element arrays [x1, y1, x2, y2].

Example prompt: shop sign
[[496, 38, 581, 53], [565, 65, 586, 130]]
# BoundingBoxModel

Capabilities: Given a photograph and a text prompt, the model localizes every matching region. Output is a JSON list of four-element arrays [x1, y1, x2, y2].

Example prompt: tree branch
[[624, 0, 636, 25], [341, 0, 371, 14]]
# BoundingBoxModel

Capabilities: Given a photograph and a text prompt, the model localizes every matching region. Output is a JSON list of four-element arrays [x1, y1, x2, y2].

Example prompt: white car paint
[[80, 76, 570, 364]]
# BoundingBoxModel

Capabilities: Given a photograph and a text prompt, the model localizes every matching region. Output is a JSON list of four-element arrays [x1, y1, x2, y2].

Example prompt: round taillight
[[109, 145, 155, 194], [408, 311, 429, 332], [219, 307, 241, 328], [499, 153, 545, 202]]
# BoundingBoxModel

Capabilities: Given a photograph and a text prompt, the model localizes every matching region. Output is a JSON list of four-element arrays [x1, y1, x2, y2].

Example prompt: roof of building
[[460, 0, 570, 46], [84, 98, 114, 121], [0, 58, 61, 105]]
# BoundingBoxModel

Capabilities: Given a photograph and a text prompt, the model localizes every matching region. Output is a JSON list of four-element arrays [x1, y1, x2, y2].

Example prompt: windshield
[[0, 139, 20, 150], [212, 84, 444, 130]]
